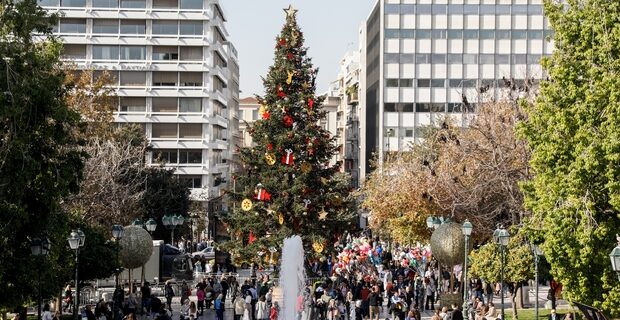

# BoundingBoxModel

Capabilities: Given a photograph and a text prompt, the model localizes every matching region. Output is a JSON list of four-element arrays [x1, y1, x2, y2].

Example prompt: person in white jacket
[[256, 296, 268, 320]]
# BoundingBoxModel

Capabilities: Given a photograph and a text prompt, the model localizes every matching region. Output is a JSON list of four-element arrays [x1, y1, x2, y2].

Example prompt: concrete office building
[[359, 0, 553, 180], [38, 0, 240, 203]]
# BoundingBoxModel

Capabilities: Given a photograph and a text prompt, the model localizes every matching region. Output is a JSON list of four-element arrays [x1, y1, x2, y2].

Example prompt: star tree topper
[[284, 4, 298, 19]]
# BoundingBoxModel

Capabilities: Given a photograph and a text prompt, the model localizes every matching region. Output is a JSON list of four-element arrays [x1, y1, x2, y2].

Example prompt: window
[[119, 71, 146, 86], [38, 0, 59, 6], [432, 30, 447, 39], [212, 150, 223, 164], [512, 31, 528, 39], [180, 47, 202, 61], [528, 30, 543, 39], [93, 20, 118, 34], [179, 98, 202, 112], [480, 30, 494, 39], [401, 4, 414, 14], [384, 3, 399, 14], [385, 29, 399, 38], [463, 54, 477, 64], [213, 27, 226, 42], [431, 79, 445, 88], [449, 79, 463, 88], [448, 5, 463, 14], [432, 54, 446, 63], [119, 97, 146, 112], [213, 52, 227, 68], [401, 103, 414, 112], [252, 110, 258, 120], [480, 54, 494, 64], [400, 29, 414, 38], [386, 79, 399, 87], [496, 30, 511, 39], [153, 21, 177, 35], [152, 124, 178, 138], [417, 79, 430, 87], [180, 0, 202, 9], [384, 103, 396, 112], [447, 103, 462, 113], [213, 125, 224, 140], [120, 0, 145, 8], [180, 72, 202, 87], [93, 45, 119, 60], [152, 149, 177, 164], [153, 72, 178, 86], [402, 128, 414, 138], [496, 54, 510, 64], [463, 30, 479, 39], [59, 18, 86, 33], [119, 46, 145, 60], [417, 4, 431, 14], [432, 4, 446, 14], [481, 79, 496, 88], [448, 30, 463, 39], [180, 176, 202, 188], [416, 54, 431, 64], [94, 70, 118, 85], [480, 5, 494, 14], [61, 44, 86, 59], [213, 100, 226, 116], [513, 5, 528, 14], [462, 79, 477, 87], [179, 124, 202, 138], [179, 150, 202, 164], [430, 103, 445, 112], [527, 54, 542, 64], [384, 127, 397, 137], [496, 5, 510, 14], [152, 97, 177, 112], [416, 103, 431, 112], [152, 0, 177, 9], [213, 76, 226, 92], [416, 30, 431, 39], [120, 20, 145, 34], [180, 21, 202, 35], [385, 53, 399, 64], [400, 79, 413, 87], [512, 54, 527, 64], [92, 0, 117, 7], [400, 54, 414, 64], [60, 0, 85, 7], [463, 5, 478, 14], [529, 5, 543, 15], [448, 54, 462, 64], [153, 46, 178, 60]]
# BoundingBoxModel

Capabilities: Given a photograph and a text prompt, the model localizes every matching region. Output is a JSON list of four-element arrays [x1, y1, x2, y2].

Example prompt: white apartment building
[[359, 0, 553, 180], [39, 0, 239, 202]]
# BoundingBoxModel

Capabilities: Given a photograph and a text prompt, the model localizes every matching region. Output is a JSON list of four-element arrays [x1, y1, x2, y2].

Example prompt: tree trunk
[[511, 283, 519, 320]]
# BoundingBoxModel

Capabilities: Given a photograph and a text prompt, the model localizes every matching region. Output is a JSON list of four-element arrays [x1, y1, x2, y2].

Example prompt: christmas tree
[[222, 5, 355, 265]]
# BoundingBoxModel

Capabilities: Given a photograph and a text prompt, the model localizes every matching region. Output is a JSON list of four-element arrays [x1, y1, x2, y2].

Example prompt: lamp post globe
[[426, 216, 434, 229], [68, 230, 80, 250], [162, 215, 172, 227], [462, 220, 473, 236], [146, 218, 157, 233], [432, 217, 441, 229], [111, 225, 124, 240], [610, 240, 620, 281]]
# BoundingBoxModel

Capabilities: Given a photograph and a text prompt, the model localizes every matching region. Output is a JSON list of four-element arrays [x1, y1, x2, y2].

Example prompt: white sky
[[223, 0, 376, 98]]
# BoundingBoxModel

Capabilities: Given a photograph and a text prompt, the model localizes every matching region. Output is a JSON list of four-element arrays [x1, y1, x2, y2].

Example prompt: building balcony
[[347, 91, 359, 104]]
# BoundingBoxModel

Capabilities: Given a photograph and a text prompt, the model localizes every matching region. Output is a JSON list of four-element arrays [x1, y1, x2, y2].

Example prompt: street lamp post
[[31, 237, 50, 320], [531, 244, 543, 320], [493, 225, 510, 320], [145, 218, 157, 235], [461, 220, 473, 320], [111, 225, 124, 287], [609, 235, 620, 281], [162, 214, 184, 245], [68, 229, 85, 320]]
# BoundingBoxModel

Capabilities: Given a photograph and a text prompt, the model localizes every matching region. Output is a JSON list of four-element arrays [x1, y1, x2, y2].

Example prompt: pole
[[171, 228, 175, 246], [500, 246, 505, 320], [38, 272, 42, 320], [535, 254, 539, 320], [462, 235, 469, 320], [74, 248, 80, 320]]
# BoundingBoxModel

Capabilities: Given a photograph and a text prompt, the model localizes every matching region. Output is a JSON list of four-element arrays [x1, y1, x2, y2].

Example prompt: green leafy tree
[[469, 230, 534, 320], [518, 0, 620, 315], [0, 0, 87, 313], [222, 7, 354, 264]]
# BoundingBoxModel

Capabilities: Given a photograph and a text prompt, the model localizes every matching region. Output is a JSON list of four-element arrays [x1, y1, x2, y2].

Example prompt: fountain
[[278, 236, 306, 320]]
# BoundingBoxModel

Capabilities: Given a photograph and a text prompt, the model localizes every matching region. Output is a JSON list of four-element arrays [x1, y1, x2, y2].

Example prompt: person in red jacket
[[269, 301, 279, 320]]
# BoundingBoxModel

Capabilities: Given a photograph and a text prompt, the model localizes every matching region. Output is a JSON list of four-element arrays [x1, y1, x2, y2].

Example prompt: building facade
[[360, 0, 553, 180], [39, 0, 239, 202]]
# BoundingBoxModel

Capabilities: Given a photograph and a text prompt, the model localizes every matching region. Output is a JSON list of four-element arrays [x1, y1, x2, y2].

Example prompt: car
[[191, 247, 215, 260]]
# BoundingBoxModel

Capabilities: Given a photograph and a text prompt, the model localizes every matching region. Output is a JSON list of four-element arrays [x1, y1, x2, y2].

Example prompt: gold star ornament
[[283, 4, 298, 19], [318, 209, 328, 221]]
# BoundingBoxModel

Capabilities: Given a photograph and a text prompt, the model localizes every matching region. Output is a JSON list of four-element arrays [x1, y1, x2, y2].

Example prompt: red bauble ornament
[[281, 149, 294, 165], [262, 111, 270, 120], [279, 38, 287, 46], [278, 89, 286, 98], [283, 114, 294, 127], [267, 143, 273, 151], [308, 98, 314, 109], [287, 53, 294, 60]]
